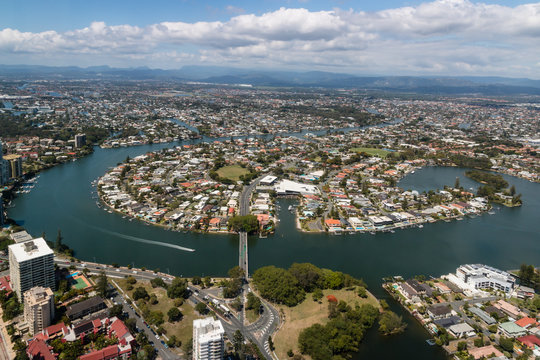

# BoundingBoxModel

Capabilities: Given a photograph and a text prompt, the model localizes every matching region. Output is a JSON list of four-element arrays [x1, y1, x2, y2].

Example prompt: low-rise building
[[498, 321, 527, 338], [427, 304, 452, 320], [66, 296, 106, 320]]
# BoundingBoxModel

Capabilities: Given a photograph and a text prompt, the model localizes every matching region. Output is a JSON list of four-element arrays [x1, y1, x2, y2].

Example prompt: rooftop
[[8, 237, 53, 262]]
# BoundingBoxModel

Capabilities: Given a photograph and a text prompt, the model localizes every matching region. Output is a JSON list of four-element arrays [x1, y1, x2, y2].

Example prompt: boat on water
[[418, 224, 424, 228], [488, 211, 495, 215], [426, 339, 436, 346], [411, 170, 415, 174]]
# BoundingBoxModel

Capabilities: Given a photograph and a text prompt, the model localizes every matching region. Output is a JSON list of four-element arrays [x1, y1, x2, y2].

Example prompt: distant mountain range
[[1, 64, 540, 95]]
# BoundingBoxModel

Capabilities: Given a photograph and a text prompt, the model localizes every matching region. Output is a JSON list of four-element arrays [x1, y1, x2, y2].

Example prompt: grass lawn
[[273, 287, 380, 360], [246, 309, 260, 324], [216, 165, 250, 181], [115, 278, 204, 356], [351, 147, 392, 158]]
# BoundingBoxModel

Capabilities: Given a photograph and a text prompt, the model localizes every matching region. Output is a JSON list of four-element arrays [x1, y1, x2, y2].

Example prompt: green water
[[9, 143, 539, 359]]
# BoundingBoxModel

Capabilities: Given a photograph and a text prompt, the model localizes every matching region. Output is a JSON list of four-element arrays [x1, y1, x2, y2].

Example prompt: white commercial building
[[193, 317, 224, 360], [454, 264, 515, 293], [24, 286, 55, 335], [274, 179, 320, 196], [9, 238, 55, 300]]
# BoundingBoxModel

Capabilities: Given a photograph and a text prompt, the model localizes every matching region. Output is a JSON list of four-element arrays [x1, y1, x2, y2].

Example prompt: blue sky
[[1, 0, 539, 78]]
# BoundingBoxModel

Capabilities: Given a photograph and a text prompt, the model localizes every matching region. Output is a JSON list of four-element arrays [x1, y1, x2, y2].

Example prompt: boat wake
[[78, 220, 196, 252], [100, 229, 196, 252]]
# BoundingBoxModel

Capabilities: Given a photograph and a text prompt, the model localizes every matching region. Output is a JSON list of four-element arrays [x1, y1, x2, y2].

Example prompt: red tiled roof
[[517, 335, 540, 348], [0, 275, 12, 293], [515, 317, 538, 328], [110, 319, 129, 339], [79, 345, 119, 360], [27, 339, 56, 360], [44, 322, 68, 337]]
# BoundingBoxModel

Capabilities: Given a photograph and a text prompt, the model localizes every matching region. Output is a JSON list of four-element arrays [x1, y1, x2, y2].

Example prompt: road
[[189, 284, 279, 360], [448, 296, 499, 341], [238, 176, 263, 278], [112, 281, 178, 360]]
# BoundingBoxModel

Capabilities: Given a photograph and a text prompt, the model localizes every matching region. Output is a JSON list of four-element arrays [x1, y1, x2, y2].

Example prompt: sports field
[[216, 165, 249, 180], [69, 272, 92, 290], [351, 147, 392, 158]]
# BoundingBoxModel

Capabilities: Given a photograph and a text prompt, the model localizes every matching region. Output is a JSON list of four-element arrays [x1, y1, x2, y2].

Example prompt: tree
[[228, 266, 244, 279], [133, 286, 149, 301], [252, 266, 305, 306], [312, 288, 323, 302], [379, 311, 407, 335], [246, 293, 261, 311], [56, 229, 63, 251], [96, 271, 108, 298], [167, 277, 188, 299], [195, 302, 209, 315], [191, 276, 202, 285], [147, 311, 164, 326], [288, 263, 323, 292], [167, 307, 183, 322], [167, 335, 181, 348], [454, 177, 460, 189], [268, 336, 275, 351], [233, 330, 244, 352], [499, 337, 514, 352], [109, 304, 123, 318], [150, 277, 166, 288], [357, 286, 367, 298], [457, 341, 467, 351]]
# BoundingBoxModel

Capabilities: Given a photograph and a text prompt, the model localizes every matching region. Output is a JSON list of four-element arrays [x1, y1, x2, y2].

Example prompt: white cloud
[[0, 0, 539, 77]]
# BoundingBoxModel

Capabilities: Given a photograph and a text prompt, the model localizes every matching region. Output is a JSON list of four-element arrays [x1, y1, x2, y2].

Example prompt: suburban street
[[111, 281, 178, 360]]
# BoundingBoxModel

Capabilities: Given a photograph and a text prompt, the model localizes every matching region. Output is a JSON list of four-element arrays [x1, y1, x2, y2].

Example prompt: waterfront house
[[448, 323, 476, 338], [399, 282, 420, 303], [433, 282, 451, 294], [427, 304, 452, 320]]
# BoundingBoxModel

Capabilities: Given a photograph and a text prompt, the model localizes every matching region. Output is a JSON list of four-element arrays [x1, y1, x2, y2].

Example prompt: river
[[8, 141, 540, 359]]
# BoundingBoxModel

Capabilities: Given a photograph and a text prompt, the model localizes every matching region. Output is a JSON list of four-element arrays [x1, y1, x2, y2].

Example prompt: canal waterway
[[8, 139, 540, 359]]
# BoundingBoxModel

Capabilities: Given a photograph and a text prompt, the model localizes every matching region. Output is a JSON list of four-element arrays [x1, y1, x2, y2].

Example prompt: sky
[[1, 0, 540, 78]]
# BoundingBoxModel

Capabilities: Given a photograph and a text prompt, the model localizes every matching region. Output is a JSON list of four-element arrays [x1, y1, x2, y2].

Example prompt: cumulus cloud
[[0, 0, 539, 77]]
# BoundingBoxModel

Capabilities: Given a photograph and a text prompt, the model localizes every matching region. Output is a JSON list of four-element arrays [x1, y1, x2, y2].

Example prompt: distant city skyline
[[1, 0, 540, 78]]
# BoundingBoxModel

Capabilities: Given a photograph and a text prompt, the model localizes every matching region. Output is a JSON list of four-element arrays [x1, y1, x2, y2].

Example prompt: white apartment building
[[455, 264, 515, 293], [24, 286, 55, 335], [9, 238, 55, 299], [193, 317, 225, 360]]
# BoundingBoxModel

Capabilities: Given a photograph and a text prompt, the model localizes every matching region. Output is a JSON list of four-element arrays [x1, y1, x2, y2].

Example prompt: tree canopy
[[298, 303, 379, 360]]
